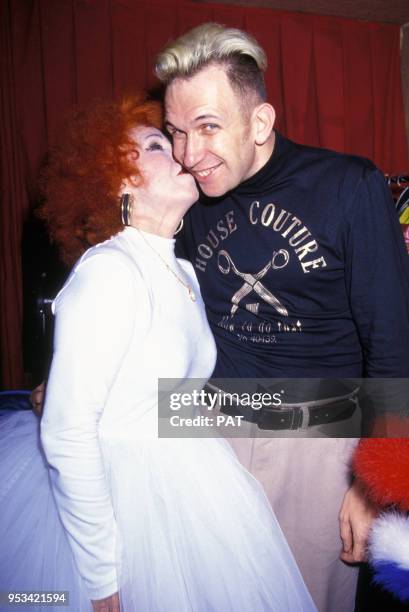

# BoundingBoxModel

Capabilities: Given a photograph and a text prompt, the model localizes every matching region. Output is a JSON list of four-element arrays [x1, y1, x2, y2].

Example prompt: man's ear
[[252, 103, 275, 145]]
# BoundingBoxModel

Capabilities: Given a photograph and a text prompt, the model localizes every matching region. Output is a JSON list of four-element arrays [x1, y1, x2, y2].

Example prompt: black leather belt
[[218, 393, 358, 431]]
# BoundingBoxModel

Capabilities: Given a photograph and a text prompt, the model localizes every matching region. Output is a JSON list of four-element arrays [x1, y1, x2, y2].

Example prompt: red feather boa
[[353, 429, 409, 511]]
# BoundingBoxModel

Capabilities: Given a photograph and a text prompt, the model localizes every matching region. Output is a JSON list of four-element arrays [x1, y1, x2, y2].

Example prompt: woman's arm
[[92, 592, 121, 612], [41, 252, 145, 601]]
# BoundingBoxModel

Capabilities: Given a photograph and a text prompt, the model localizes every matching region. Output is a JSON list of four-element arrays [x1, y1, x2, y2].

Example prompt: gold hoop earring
[[120, 193, 134, 226], [174, 219, 184, 235]]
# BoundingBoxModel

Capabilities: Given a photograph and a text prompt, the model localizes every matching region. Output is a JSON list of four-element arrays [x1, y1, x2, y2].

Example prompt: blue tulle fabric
[[0, 409, 316, 611], [0, 410, 90, 611]]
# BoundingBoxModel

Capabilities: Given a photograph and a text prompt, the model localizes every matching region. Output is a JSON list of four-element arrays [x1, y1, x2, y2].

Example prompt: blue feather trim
[[372, 561, 409, 602]]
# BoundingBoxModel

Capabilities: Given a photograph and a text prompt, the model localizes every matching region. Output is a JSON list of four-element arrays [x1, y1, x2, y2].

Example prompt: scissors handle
[[271, 249, 289, 270], [218, 250, 235, 275]]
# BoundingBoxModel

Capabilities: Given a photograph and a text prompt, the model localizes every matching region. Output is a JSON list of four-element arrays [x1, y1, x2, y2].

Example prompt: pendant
[[188, 287, 196, 302]]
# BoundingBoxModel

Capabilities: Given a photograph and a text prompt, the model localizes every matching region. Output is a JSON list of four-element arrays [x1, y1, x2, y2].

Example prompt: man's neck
[[252, 130, 276, 178]]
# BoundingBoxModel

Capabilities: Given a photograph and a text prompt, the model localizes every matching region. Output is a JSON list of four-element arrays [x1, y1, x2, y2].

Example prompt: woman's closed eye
[[146, 141, 165, 152]]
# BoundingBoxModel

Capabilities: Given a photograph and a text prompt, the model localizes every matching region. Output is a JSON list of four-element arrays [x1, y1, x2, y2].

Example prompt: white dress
[[0, 227, 316, 611]]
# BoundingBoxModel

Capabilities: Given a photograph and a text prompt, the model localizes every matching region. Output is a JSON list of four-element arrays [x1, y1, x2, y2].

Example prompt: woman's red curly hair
[[38, 95, 162, 265]]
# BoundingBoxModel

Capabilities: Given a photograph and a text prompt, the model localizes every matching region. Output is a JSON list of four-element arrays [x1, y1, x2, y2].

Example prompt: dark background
[[1, 0, 408, 388]]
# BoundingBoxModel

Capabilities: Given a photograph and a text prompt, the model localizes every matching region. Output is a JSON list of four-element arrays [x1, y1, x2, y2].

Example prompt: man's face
[[165, 65, 260, 197]]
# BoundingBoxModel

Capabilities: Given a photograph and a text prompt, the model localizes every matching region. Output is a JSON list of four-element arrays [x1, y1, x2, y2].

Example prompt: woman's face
[[130, 126, 199, 209]]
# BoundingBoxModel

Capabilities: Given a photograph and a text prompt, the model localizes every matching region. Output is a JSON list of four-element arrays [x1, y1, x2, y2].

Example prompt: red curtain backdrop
[[1, 0, 408, 388]]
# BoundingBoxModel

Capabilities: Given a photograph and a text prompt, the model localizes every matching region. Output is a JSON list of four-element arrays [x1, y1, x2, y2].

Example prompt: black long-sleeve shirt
[[177, 132, 409, 380]]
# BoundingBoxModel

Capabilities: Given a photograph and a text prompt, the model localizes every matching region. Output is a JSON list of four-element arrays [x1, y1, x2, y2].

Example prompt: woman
[[0, 95, 316, 611]]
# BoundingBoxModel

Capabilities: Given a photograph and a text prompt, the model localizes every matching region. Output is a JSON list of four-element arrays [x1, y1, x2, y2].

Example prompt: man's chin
[[198, 182, 230, 199]]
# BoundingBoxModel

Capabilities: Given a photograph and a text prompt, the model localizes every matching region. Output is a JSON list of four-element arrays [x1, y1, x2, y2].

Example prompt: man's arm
[[343, 165, 409, 378], [339, 165, 409, 561], [339, 479, 379, 563]]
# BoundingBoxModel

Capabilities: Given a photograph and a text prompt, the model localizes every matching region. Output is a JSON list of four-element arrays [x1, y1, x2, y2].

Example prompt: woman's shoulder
[[69, 231, 147, 281], [53, 233, 147, 310], [79, 233, 137, 270]]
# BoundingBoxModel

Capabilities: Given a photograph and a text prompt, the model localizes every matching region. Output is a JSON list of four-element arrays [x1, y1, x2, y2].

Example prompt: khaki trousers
[[227, 436, 359, 612]]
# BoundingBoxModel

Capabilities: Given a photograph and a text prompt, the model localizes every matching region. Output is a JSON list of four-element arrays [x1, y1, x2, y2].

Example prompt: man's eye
[[202, 124, 219, 133], [146, 142, 164, 151]]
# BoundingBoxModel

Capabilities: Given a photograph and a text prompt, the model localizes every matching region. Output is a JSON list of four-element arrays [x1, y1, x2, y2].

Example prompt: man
[[154, 23, 409, 611]]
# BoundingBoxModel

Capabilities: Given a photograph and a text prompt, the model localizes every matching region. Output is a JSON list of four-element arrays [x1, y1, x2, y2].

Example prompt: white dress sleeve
[[41, 251, 147, 600]]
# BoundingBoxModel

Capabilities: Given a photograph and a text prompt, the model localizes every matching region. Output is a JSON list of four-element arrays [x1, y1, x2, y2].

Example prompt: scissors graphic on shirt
[[217, 249, 290, 316]]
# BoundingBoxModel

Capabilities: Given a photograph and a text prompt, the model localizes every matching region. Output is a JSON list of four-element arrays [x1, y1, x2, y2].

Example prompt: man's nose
[[182, 133, 203, 169]]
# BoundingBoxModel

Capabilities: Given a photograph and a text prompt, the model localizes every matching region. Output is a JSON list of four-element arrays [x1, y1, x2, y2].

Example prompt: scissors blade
[[253, 281, 288, 316], [231, 282, 253, 314]]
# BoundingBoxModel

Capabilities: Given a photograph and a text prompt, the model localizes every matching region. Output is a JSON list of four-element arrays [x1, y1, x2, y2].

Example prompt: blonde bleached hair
[[155, 23, 268, 103]]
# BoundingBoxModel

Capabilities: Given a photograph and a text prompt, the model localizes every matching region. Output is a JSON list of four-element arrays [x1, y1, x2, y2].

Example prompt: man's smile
[[192, 163, 223, 180]]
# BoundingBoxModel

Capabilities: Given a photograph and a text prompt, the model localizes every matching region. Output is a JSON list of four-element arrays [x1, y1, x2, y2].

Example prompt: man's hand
[[30, 381, 45, 417], [339, 479, 379, 563], [92, 592, 120, 612]]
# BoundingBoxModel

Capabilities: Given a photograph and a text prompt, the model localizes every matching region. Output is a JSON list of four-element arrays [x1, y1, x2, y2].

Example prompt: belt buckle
[[290, 405, 310, 430]]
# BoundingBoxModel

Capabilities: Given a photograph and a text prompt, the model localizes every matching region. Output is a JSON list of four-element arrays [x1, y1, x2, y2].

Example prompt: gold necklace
[[136, 228, 196, 302]]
